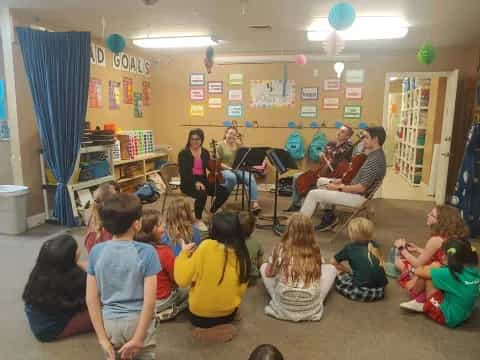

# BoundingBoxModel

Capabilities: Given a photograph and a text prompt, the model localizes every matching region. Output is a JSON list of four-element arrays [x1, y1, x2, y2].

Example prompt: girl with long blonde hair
[[260, 213, 337, 322], [332, 217, 388, 301], [161, 198, 202, 256]]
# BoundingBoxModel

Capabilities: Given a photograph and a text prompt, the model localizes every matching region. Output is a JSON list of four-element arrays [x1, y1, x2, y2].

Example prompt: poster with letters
[[88, 78, 102, 108], [109, 80, 121, 110], [143, 81, 151, 106], [123, 77, 133, 104], [134, 92, 143, 118]]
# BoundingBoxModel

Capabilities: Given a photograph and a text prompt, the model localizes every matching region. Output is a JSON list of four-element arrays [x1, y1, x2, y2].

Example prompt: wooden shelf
[[118, 174, 146, 184], [114, 151, 168, 166]]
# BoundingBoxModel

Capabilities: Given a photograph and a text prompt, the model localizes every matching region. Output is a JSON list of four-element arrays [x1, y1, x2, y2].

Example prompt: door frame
[[380, 71, 458, 204]]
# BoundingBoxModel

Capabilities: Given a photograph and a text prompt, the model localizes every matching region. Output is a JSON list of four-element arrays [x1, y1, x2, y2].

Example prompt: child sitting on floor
[[174, 211, 250, 343], [86, 193, 160, 359], [261, 213, 337, 322], [248, 344, 284, 360], [332, 217, 388, 302], [136, 209, 188, 321], [238, 211, 264, 286], [84, 182, 119, 253], [162, 198, 202, 256], [400, 239, 480, 328], [23, 234, 93, 342]]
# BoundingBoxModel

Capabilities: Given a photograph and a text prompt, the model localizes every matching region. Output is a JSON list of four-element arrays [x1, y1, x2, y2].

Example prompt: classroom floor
[[382, 167, 433, 202], [1, 193, 479, 360]]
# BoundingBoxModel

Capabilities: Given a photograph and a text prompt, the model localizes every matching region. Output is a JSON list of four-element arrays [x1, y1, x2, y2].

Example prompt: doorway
[[380, 71, 459, 204]]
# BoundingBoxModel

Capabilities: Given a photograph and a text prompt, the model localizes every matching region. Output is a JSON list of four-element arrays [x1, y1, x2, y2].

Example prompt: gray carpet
[[0, 194, 478, 360]]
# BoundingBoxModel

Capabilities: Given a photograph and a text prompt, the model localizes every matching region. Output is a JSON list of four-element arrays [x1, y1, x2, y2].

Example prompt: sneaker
[[400, 299, 424, 312], [314, 216, 338, 232], [195, 221, 208, 232], [283, 204, 301, 212]]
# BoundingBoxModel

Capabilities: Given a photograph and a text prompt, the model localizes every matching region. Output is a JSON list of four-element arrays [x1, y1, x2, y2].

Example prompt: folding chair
[[330, 181, 383, 242], [158, 163, 185, 213]]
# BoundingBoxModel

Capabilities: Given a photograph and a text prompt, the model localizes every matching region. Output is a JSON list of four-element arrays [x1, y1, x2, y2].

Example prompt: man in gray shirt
[[300, 127, 387, 231]]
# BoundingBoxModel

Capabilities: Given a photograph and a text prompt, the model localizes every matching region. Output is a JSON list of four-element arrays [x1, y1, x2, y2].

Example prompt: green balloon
[[417, 43, 436, 65]]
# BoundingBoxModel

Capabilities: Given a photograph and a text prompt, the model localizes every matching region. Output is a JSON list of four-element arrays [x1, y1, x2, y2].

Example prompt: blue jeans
[[291, 172, 302, 207], [222, 170, 258, 202]]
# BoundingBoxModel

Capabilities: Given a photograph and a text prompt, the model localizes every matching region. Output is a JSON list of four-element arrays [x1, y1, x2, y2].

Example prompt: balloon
[[205, 46, 214, 73], [295, 54, 307, 65], [106, 33, 126, 54], [328, 3, 356, 31], [417, 43, 436, 65]]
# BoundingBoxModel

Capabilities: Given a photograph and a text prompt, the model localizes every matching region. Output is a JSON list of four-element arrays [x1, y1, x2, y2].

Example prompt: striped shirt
[[351, 148, 386, 197]]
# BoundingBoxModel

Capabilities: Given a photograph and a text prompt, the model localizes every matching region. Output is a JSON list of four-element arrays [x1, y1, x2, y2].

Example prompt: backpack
[[284, 131, 304, 160], [135, 182, 160, 204], [308, 132, 328, 162]]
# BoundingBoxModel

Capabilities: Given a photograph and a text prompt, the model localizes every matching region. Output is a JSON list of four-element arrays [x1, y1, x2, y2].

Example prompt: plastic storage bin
[[0, 185, 29, 234]]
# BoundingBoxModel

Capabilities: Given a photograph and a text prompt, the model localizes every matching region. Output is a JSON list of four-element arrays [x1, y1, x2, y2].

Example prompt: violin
[[295, 135, 364, 195], [207, 139, 224, 184]]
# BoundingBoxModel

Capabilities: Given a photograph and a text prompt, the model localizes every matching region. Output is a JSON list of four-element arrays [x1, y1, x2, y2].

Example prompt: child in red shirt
[[136, 209, 188, 321]]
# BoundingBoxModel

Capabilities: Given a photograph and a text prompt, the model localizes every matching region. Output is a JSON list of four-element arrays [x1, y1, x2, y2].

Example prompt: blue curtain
[[451, 122, 480, 237], [17, 28, 90, 226]]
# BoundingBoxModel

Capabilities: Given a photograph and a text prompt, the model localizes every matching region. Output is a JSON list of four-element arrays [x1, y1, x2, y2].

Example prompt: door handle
[[444, 136, 451, 141], [441, 152, 450, 157]]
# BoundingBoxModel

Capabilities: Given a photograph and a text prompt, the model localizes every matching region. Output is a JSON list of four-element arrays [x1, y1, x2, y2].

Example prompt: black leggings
[[190, 309, 237, 328], [183, 180, 230, 220]]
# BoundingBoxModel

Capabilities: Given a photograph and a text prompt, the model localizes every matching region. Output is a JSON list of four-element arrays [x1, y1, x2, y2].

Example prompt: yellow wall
[[152, 48, 474, 169]]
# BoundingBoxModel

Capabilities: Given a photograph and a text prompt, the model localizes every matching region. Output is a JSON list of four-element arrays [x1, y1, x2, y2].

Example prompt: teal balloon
[[417, 43, 436, 65], [106, 33, 126, 54], [206, 46, 214, 61], [328, 3, 356, 31]]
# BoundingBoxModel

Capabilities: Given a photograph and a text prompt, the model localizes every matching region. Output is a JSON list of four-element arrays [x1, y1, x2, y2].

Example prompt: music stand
[[257, 148, 297, 232], [231, 147, 269, 211]]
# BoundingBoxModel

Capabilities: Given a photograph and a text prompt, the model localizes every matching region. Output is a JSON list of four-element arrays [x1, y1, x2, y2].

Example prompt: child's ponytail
[[445, 239, 478, 281], [367, 242, 385, 267]]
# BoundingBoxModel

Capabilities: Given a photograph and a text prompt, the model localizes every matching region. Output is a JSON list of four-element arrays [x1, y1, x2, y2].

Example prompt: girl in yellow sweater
[[174, 211, 250, 342]]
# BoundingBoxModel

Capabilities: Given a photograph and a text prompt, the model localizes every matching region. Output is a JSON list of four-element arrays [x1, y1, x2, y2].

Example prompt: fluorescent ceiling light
[[308, 17, 408, 41], [133, 36, 217, 49]]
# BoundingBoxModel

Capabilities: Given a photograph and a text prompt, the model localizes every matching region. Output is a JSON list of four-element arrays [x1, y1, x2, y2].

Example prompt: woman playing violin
[[178, 128, 231, 232]]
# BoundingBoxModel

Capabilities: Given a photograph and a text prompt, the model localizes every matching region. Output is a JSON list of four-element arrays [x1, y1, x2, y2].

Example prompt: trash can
[[0, 185, 29, 235]]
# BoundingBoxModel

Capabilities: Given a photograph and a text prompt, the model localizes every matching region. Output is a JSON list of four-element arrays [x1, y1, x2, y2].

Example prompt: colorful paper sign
[[301, 87, 319, 100], [143, 81, 151, 106], [300, 104, 317, 118], [123, 77, 133, 104], [190, 73, 205, 86], [88, 78, 102, 108], [346, 69, 365, 84], [190, 104, 205, 117], [250, 80, 296, 108], [227, 104, 243, 118], [190, 88, 205, 101], [345, 87, 363, 100], [228, 89, 243, 102], [344, 105, 362, 119], [134, 92, 143, 118], [323, 97, 340, 110], [109, 80, 121, 110], [324, 79, 341, 91], [229, 73, 244, 86], [208, 81, 223, 94], [208, 97, 222, 109]]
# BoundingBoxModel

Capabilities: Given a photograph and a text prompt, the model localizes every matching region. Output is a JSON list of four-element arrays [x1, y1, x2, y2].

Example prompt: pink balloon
[[295, 54, 307, 65]]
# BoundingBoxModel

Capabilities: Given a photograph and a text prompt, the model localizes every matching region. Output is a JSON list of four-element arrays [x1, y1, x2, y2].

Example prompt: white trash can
[[0, 185, 29, 235]]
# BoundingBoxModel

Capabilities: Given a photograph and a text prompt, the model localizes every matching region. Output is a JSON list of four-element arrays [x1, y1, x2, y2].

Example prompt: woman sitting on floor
[[23, 234, 93, 342], [261, 213, 337, 321], [392, 205, 469, 307]]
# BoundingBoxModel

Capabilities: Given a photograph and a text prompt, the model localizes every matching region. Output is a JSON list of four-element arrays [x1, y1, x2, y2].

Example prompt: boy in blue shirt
[[86, 193, 161, 359]]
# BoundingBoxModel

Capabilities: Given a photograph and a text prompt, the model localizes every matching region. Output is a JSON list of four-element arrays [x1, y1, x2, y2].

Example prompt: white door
[[435, 69, 459, 204]]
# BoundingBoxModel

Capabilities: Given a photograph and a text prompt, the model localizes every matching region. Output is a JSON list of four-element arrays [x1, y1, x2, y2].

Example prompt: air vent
[[248, 25, 272, 31]]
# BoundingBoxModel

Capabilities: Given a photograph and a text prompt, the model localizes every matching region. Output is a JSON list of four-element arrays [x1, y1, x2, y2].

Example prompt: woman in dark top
[[178, 128, 231, 231], [23, 234, 93, 342]]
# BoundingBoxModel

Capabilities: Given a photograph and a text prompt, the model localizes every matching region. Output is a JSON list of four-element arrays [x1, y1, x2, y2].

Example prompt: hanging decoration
[[417, 42, 436, 65], [106, 33, 126, 54], [204, 46, 215, 73], [328, 3, 356, 31], [282, 63, 288, 96], [295, 54, 307, 65], [334, 62, 345, 78], [323, 31, 345, 56]]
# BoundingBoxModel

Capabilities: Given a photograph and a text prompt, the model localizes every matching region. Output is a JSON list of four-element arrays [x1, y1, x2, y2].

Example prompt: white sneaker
[[400, 299, 424, 312], [195, 221, 208, 232]]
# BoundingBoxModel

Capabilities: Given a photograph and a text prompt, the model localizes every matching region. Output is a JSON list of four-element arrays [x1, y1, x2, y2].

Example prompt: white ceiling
[[6, 0, 480, 54]]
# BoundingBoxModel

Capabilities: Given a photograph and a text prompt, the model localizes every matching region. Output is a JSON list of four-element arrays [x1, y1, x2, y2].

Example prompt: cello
[[207, 139, 224, 184], [295, 135, 364, 195]]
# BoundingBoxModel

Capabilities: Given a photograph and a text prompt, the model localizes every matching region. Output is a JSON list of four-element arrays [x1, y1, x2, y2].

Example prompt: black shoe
[[314, 216, 339, 232], [273, 224, 286, 236], [283, 204, 300, 212]]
